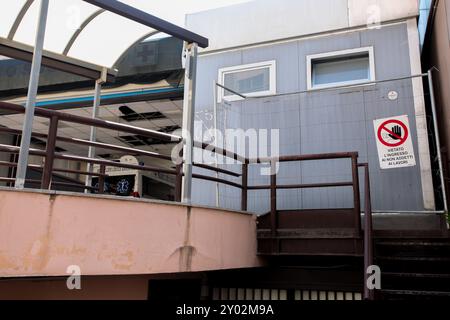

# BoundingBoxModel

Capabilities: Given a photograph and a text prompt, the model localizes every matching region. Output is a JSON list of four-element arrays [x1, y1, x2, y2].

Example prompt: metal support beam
[[428, 69, 448, 213], [0, 38, 116, 81], [181, 42, 198, 203], [14, 0, 49, 189], [85, 76, 106, 191], [82, 0, 208, 48]]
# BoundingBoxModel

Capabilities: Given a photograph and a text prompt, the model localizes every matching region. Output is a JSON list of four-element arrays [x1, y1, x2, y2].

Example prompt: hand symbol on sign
[[389, 125, 402, 140]]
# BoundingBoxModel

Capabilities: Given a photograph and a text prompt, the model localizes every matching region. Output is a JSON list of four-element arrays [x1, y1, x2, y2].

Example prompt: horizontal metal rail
[[194, 141, 248, 164], [252, 152, 358, 164], [0, 127, 174, 161], [193, 163, 241, 177], [192, 173, 243, 189], [0, 177, 98, 191], [0, 144, 177, 176], [0, 160, 107, 177], [247, 181, 354, 191]]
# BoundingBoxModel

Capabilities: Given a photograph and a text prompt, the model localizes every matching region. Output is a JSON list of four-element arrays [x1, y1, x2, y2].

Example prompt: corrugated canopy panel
[[0, 0, 209, 70]]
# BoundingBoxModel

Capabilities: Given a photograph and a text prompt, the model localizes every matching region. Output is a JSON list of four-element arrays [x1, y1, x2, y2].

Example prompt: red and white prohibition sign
[[377, 119, 409, 147], [373, 115, 416, 170]]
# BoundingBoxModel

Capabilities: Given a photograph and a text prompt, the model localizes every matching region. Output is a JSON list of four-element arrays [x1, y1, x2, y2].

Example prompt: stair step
[[377, 241, 450, 246], [374, 238, 450, 298], [377, 256, 450, 262], [376, 256, 450, 273], [380, 289, 450, 300], [376, 256, 450, 262], [375, 241, 450, 257], [258, 228, 359, 239], [383, 272, 450, 279], [381, 272, 450, 292]]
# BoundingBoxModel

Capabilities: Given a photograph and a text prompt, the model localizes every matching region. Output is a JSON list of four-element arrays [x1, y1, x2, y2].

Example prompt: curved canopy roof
[[0, 0, 209, 79]]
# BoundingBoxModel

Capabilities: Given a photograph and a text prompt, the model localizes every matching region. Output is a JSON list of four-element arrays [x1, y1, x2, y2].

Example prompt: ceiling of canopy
[[0, 0, 209, 75]]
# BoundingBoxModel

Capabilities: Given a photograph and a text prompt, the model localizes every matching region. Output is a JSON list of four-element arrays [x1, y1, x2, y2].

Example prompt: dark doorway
[[148, 279, 201, 301]]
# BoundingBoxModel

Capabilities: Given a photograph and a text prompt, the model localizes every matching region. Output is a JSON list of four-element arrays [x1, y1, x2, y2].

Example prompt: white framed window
[[307, 47, 375, 90], [218, 60, 276, 102]]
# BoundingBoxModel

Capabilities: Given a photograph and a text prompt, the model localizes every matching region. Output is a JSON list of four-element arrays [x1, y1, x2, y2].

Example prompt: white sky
[[0, 0, 256, 61], [125, 0, 255, 26], [128, 0, 255, 40]]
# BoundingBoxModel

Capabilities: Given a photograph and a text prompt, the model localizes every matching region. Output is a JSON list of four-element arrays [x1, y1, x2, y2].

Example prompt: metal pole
[[351, 154, 362, 235], [428, 69, 448, 212], [270, 160, 278, 253], [241, 163, 248, 211], [181, 42, 198, 203], [213, 81, 219, 207], [14, 0, 49, 189], [85, 78, 104, 191]]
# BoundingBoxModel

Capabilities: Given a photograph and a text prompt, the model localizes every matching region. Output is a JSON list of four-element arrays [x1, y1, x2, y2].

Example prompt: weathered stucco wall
[[0, 189, 260, 277]]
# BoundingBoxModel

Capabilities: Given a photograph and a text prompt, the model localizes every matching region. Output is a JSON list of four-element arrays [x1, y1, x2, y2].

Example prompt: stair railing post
[[175, 163, 183, 202], [98, 164, 106, 194], [351, 154, 362, 236], [241, 162, 248, 211], [360, 163, 375, 300], [270, 159, 277, 252]]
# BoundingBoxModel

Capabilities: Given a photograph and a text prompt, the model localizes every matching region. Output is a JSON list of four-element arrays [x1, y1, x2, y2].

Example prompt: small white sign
[[373, 115, 416, 169], [388, 91, 398, 101]]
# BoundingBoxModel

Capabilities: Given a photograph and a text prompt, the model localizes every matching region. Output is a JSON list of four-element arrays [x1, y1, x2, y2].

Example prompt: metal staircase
[[376, 239, 450, 300]]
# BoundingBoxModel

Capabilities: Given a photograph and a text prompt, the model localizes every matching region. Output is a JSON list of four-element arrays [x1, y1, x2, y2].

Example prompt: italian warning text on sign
[[373, 115, 416, 169]]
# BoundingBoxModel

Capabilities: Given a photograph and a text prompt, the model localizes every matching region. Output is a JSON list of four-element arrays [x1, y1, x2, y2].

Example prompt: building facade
[[0, 0, 449, 301], [187, 0, 436, 215]]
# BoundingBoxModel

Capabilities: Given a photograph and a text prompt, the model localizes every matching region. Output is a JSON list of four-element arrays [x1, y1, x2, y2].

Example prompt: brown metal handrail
[[249, 153, 362, 244], [0, 101, 245, 197]]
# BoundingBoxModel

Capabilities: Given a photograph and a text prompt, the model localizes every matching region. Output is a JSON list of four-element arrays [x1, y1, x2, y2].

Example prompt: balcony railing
[[0, 100, 374, 299]]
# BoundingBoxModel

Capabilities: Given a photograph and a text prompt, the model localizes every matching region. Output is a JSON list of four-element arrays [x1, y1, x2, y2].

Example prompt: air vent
[[117, 124, 180, 147], [117, 135, 162, 147], [119, 105, 166, 122], [158, 125, 180, 133]]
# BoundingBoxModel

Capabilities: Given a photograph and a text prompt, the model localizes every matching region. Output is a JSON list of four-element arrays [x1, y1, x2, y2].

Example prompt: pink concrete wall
[[0, 190, 261, 277]]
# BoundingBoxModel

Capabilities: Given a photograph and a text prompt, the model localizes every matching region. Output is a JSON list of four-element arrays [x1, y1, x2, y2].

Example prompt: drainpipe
[[181, 42, 198, 203], [85, 69, 107, 192], [427, 68, 448, 213]]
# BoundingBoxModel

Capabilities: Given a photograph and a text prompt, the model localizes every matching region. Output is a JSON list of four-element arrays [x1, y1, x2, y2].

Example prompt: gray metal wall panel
[[360, 23, 412, 80]]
